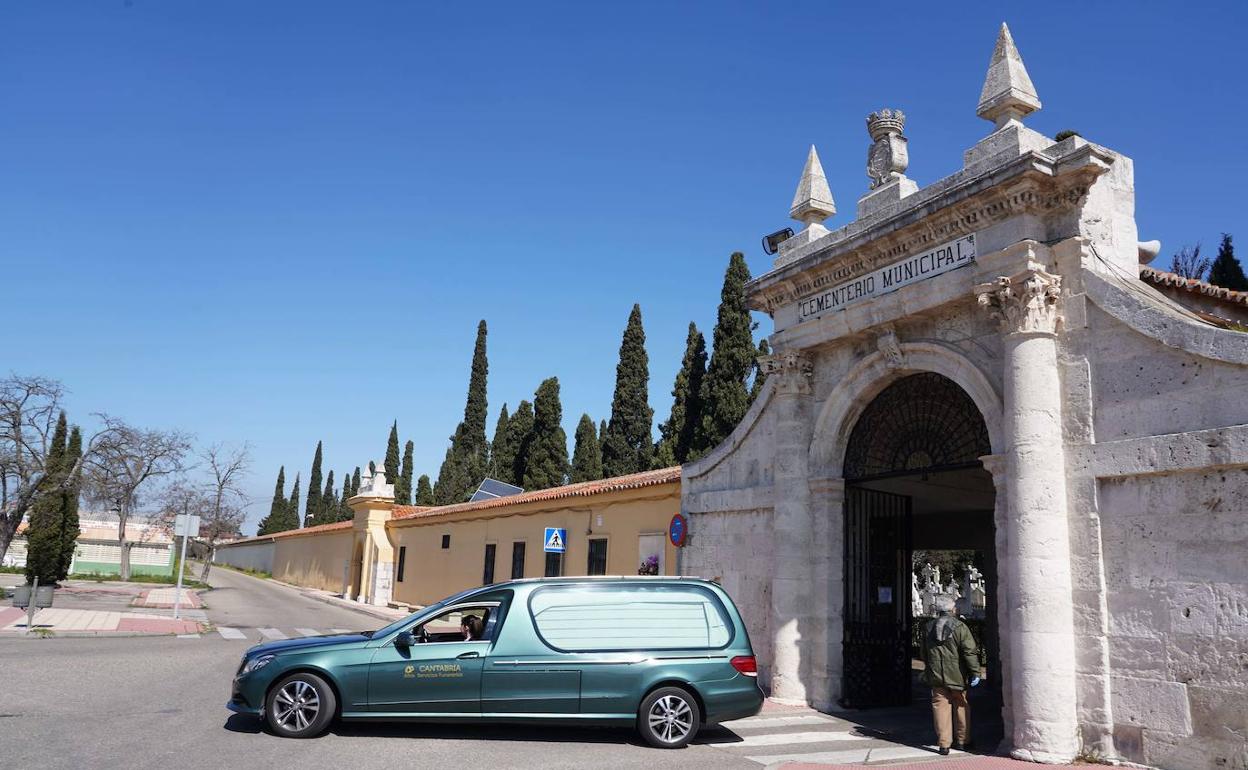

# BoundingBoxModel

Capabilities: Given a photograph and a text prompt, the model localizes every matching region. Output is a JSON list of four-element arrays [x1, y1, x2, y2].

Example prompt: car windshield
[[370, 586, 485, 638]]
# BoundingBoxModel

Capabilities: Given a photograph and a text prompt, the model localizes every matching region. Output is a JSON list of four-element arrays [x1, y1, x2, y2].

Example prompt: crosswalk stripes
[[294, 628, 320, 637], [216, 627, 247, 639], [214, 626, 364, 641], [330, 628, 351, 634], [257, 628, 287, 640], [707, 712, 949, 767]]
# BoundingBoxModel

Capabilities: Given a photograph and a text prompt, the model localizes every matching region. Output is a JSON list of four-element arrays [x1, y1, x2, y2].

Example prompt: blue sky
[[4, 2, 1245, 531]]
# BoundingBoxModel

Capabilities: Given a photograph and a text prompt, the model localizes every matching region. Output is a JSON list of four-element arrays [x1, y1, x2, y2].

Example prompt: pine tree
[[656, 322, 708, 466], [259, 466, 287, 535], [488, 404, 513, 483], [305, 441, 323, 526], [506, 400, 536, 487], [285, 474, 302, 531], [601, 304, 654, 477], [750, 338, 771, 404], [415, 474, 435, 505], [398, 441, 414, 505], [385, 422, 401, 488], [25, 412, 68, 584], [338, 468, 354, 521], [696, 252, 757, 455], [436, 320, 491, 504], [523, 378, 569, 490], [570, 414, 604, 483], [320, 470, 336, 525], [56, 426, 83, 580], [1209, 233, 1248, 292]]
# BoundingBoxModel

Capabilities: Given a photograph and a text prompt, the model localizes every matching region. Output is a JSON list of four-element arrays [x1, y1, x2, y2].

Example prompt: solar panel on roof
[[470, 478, 525, 502]]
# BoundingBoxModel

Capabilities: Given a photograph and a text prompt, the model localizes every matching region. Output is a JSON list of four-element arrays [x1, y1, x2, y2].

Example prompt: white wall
[[213, 539, 275, 574]]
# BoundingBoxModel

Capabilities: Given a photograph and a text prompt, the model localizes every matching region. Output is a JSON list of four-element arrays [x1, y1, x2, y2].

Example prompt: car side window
[[412, 605, 495, 643], [529, 585, 733, 652]]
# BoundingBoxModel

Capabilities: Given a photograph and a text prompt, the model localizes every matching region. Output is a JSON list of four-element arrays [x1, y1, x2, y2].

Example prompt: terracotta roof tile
[[391, 466, 681, 522], [222, 519, 353, 546], [1140, 265, 1248, 306]]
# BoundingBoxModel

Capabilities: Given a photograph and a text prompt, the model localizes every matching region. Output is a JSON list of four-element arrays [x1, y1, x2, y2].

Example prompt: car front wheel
[[638, 686, 701, 748], [265, 672, 336, 738]]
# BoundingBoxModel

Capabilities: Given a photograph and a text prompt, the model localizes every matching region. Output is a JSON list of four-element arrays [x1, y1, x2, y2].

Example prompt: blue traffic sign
[[543, 527, 567, 553]]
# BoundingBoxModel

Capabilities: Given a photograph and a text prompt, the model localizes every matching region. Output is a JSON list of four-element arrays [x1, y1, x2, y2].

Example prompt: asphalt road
[[0, 567, 758, 770]]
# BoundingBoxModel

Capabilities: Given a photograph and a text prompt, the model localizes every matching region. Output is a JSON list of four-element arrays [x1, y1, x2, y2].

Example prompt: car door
[[368, 604, 494, 714]]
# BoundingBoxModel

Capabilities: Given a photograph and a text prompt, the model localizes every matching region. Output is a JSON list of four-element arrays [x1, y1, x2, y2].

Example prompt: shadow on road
[[223, 715, 646, 746]]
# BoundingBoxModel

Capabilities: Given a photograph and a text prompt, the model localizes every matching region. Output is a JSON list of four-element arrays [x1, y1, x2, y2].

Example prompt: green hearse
[[227, 577, 763, 747]]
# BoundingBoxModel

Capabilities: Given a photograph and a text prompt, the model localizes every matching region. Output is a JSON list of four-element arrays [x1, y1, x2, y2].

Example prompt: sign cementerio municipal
[[791, 233, 977, 324]]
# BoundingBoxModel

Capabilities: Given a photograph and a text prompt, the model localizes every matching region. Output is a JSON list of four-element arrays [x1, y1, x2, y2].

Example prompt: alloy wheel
[[273, 680, 320, 732], [647, 694, 694, 744]]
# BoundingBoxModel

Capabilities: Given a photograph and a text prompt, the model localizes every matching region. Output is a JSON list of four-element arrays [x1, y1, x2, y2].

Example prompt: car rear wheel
[[638, 686, 701, 748], [265, 672, 336, 738]]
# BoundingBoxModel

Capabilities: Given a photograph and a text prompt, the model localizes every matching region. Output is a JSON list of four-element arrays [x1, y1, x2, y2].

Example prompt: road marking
[[217, 627, 247, 640], [744, 745, 945, 765], [704, 730, 862, 747], [719, 715, 837, 729], [258, 628, 287, 640], [176, 634, 200, 639], [295, 628, 320, 637], [330, 628, 351, 634]]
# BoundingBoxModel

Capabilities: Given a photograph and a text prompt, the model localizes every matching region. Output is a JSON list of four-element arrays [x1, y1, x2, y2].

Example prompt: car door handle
[[456, 651, 481, 659]]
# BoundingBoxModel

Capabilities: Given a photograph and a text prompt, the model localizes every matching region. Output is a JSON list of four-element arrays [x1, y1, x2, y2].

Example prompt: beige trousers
[[930, 687, 970, 748]]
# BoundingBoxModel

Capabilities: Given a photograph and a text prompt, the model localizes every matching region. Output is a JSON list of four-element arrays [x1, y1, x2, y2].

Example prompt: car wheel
[[638, 686, 701, 748], [265, 672, 336, 738]]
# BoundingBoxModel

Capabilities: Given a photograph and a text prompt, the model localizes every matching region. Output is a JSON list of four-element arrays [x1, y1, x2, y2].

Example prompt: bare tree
[[0, 375, 114, 564], [1169, 243, 1211, 280], [197, 442, 250, 581], [84, 416, 192, 581]]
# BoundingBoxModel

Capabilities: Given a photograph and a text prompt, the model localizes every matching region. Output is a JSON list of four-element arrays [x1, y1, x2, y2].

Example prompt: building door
[[841, 486, 912, 707]]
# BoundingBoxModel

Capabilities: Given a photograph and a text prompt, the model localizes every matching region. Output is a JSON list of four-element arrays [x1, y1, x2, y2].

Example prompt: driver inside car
[[460, 614, 484, 641]]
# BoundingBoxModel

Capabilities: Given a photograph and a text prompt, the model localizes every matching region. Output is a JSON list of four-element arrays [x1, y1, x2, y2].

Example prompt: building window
[[511, 541, 526, 579], [441, 534, 450, 549], [587, 538, 608, 575], [396, 546, 407, 583], [544, 551, 562, 577], [483, 543, 496, 585]]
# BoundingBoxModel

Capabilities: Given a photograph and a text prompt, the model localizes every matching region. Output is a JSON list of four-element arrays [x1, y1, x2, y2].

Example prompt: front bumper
[[229, 676, 264, 717]]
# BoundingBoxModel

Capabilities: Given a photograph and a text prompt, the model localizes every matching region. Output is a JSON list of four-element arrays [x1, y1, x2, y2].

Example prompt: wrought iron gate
[[841, 486, 913, 708]]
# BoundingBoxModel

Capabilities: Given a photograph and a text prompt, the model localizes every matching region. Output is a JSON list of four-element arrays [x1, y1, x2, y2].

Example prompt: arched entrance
[[840, 372, 996, 710]]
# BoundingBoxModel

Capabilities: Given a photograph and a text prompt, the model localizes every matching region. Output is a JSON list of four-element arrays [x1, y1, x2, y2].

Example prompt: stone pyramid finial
[[977, 23, 1041, 129], [789, 145, 836, 227]]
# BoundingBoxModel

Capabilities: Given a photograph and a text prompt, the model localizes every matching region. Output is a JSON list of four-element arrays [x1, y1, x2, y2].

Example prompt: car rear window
[[529, 583, 733, 652]]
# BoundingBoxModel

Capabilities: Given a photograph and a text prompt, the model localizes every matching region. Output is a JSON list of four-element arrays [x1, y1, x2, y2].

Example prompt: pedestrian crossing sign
[[543, 527, 566, 553]]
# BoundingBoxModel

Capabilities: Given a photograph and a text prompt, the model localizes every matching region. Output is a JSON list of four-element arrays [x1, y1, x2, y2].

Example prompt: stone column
[[976, 268, 1080, 763], [761, 349, 815, 704], [978, 453, 1014, 754], [808, 476, 846, 711]]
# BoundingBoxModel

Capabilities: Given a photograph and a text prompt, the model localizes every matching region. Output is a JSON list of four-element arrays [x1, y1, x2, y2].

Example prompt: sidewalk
[[262, 575, 408, 621], [1, 577, 207, 636], [0, 606, 203, 635]]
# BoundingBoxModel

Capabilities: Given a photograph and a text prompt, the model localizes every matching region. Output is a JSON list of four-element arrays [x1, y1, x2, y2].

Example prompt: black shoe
[[937, 747, 950, 756], [953, 742, 974, 752]]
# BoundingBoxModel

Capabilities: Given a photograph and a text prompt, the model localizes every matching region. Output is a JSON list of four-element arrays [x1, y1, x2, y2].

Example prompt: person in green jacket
[[920, 595, 981, 754]]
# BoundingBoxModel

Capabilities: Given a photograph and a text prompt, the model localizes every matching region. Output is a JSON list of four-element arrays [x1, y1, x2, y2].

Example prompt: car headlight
[[241, 654, 276, 674]]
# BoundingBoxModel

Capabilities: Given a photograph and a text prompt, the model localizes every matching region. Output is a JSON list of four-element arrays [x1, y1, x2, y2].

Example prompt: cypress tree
[[259, 466, 287, 535], [398, 441, 414, 505], [368, 460, 376, 476], [56, 426, 83, 580], [601, 304, 654, 477], [656, 322, 708, 466], [435, 320, 490, 504], [1209, 233, 1248, 292], [385, 422, 401, 488], [488, 404, 513, 483], [352, 467, 362, 496], [523, 378, 569, 490], [415, 474, 435, 505], [696, 252, 757, 455], [338, 468, 354, 521], [570, 413, 604, 483], [286, 474, 302, 531], [306, 441, 323, 526], [25, 412, 68, 584], [750, 338, 771, 404], [507, 400, 536, 487], [320, 470, 336, 524]]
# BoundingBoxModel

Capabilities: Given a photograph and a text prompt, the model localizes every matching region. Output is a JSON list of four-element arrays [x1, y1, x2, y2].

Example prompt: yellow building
[[214, 467, 682, 609]]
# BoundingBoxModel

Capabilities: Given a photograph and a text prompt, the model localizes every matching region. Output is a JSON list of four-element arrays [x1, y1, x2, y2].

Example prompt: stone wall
[[1096, 467, 1248, 769], [212, 538, 275, 574]]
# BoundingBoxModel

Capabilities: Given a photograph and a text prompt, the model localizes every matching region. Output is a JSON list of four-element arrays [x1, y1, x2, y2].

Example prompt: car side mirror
[[395, 631, 415, 648]]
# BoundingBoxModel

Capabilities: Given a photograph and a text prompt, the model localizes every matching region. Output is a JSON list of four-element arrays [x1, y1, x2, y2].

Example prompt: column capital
[[762, 349, 815, 395], [975, 266, 1062, 336]]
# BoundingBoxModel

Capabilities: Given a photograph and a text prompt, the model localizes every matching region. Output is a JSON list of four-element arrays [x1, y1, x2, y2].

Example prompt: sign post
[[172, 513, 201, 620]]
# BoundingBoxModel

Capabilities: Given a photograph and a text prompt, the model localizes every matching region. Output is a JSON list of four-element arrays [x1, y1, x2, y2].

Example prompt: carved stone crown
[[867, 109, 906, 142]]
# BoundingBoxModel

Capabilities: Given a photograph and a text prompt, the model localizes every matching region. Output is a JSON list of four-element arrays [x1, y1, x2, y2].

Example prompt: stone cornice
[[749, 145, 1112, 315]]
